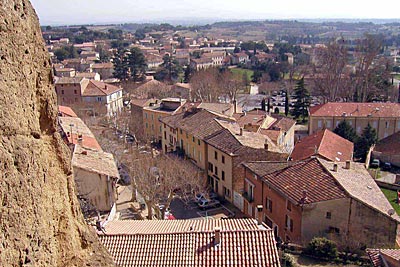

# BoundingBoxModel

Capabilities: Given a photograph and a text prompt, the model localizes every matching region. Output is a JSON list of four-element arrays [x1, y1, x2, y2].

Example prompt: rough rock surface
[[0, 1, 115, 266]]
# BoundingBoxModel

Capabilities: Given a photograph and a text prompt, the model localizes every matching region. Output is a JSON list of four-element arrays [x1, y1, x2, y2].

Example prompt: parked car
[[197, 199, 221, 210], [195, 192, 218, 203], [370, 159, 380, 169], [382, 162, 392, 171]]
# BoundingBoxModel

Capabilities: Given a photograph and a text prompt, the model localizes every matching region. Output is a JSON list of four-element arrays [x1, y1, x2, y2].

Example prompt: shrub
[[281, 252, 297, 267], [305, 237, 338, 260]]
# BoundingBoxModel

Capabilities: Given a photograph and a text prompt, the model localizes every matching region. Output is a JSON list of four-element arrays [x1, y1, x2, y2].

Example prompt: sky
[[30, 0, 400, 26]]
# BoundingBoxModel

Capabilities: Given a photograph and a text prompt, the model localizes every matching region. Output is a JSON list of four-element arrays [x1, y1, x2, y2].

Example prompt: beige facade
[[73, 167, 117, 212], [309, 116, 400, 140], [179, 129, 207, 170], [206, 146, 233, 201]]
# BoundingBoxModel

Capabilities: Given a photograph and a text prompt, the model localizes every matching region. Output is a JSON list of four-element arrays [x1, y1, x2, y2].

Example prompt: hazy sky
[[30, 0, 400, 25]]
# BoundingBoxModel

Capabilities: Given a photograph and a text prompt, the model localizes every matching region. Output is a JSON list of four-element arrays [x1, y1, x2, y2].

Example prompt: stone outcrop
[[0, 1, 114, 266]]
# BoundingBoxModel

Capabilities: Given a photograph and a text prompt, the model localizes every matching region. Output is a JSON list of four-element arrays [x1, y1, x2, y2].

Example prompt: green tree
[[355, 123, 377, 161], [183, 65, 192, 83], [285, 90, 289, 116], [251, 70, 262, 83], [113, 48, 130, 81], [291, 78, 311, 122], [305, 237, 338, 260], [161, 54, 182, 81], [128, 47, 147, 82], [333, 120, 358, 143]]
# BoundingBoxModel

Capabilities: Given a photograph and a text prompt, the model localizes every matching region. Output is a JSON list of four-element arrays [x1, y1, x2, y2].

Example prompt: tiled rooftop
[[290, 129, 353, 162], [243, 161, 292, 177], [374, 131, 400, 156], [309, 102, 400, 118], [319, 159, 400, 222], [366, 248, 400, 267], [58, 105, 77, 117], [103, 218, 261, 235], [72, 145, 119, 178], [99, 219, 281, 267], [82, 80, 121, 96]]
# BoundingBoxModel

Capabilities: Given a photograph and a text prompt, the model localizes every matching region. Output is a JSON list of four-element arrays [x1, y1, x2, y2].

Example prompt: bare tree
[[312, 41, 349, 102], [190, 68, 221, 102], [126, 151, 204, 219], [351, 34, 383, 102], [220, 70, 245, 102]]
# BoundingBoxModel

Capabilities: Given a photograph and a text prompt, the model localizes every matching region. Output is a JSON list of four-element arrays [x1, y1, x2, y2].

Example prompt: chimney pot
[[333, 163, 338, 172], [264, 141, 269, 150], [214, 227, 221, 245], [345, 160, 351, 169]]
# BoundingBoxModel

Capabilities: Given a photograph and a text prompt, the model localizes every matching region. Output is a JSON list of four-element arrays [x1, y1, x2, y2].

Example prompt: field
[[381, 188, 400, 215], [230, 68, 254, 81]]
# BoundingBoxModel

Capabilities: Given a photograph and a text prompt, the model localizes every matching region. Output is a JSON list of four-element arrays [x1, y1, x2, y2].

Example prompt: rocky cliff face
[[0, 1, 115, 266]]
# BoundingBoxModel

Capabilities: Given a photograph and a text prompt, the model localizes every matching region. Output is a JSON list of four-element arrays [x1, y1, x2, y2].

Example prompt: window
[[223, 187, 231, 198], [180, 129, 182, 134], [386, 121, 389, 129], [222, 155, 225, 164], [326, 212, 332, 219], [286, 200, 292, 211], [214, 151, 218, 160], [326, 120, 331, 128], [328, 227, 340, 234], [266, 198, 272, 212], [373, 121, 378, 128], [74, 89, 77, 94], [317, 120, 322, 128], [247, 182, 254, 200], [192, 136, 195, 142], [215, 166, 218, 176], [199, 151, 202, 162], [198, 139, 200, 146], [398, 121, 400, 129], [164, 131, 167, 139], [145, 113, 148, 119], [208, 163, 214, 172], [61, 89, 64, 95], [221, 171, 225, 181], [97, 97, 102, 102], [146, 123, 148, 128], [285, 215, 293, 232]]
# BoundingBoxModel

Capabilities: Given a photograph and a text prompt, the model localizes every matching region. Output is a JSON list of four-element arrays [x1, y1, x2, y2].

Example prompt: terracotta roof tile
[[291, 129, 353, 162], [243, 161, 292, 177], [263, 158, 347, 204], [309, 102, 400, 118], [82, 80, 122, 96], [72, 145, 119, 178], [366, 248, 400, 267], [103, 218, 260, 235], [374, 131, 400, 156], [99, 219, 281, 267], [58, 105, 77, 117]]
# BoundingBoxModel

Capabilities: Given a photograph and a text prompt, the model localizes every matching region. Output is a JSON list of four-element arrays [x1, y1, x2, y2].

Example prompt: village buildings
[[309, 102, 400, 140]]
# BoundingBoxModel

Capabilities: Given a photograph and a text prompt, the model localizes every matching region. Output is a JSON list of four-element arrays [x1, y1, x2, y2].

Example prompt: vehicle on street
[[195, 192, 218, 203], [382, 162, 392, 171], [370, 159, 380, 168], [197, 198, 221, 210]]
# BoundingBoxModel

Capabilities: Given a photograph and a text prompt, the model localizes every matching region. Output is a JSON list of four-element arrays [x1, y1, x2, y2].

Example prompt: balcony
[[242, 192, 254, 203]]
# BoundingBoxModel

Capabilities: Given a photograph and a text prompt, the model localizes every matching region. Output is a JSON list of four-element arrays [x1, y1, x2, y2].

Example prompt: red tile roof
[[366, 249, 400, 267], [99, 219, 281, 267], [58, 105, 77, 117], [374, 131, 400, 156], [82, 80, 121, 96], [291, 129, 353, 162], [309, 102, 400, 118], [103, 218, 260, 235], [263, 158, 347, 204]]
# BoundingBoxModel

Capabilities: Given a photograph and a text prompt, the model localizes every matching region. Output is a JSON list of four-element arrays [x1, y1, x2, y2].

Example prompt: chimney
[[256, 205, 263, 225], [81, 150, 88, 155], [333, 163, 338, 172], [239, 128, 243, 136], [105, 85, 108, 90], [264, 140, 269, 150], [214, 227, 221, 245], [233, 99, 237, 114], [345, 160, 351, 170]]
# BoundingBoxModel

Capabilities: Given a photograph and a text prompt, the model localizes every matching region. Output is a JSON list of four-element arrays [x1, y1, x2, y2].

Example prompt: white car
[[197, 199, 221, 210]]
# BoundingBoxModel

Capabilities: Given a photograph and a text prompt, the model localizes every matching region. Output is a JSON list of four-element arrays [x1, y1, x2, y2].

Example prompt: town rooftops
[[243, 161, 292, 177], [58, 105, 77, 117], [98, 218, 281, 267], [374, 131, 400, 156], [262, 158, 348, 204], [82, 80, 121, 96], [75, 72, 99, 79], [58, 116, 102, 150], [92, 62, 113, 69], [309, 102, 400, 118], [191, 57, 213, 64], [55, 77, 86, 84], [72, 145, 119, 178], [102, 218, 262, 235], [319, 159, 400, 222], [290, 129, 353, 162]]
